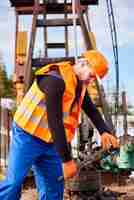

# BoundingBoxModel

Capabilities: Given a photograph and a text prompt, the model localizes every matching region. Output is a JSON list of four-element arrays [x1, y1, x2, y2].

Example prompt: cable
[[106, 0, 119, 130]]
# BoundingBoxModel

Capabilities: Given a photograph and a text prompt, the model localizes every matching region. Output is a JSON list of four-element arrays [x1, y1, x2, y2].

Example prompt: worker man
[[0, 50, 118, 200]]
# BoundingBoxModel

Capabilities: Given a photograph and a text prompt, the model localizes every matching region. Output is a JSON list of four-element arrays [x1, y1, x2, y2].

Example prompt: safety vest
[[14, 62, 86, 143]]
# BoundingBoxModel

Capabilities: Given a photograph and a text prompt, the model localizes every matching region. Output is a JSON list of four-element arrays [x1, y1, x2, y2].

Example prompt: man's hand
[[63, 160, 78, 180], [101, 132, 119, 150]]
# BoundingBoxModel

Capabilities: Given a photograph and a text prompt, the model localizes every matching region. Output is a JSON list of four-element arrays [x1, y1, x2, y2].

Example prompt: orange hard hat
[[82, 50, 108, 78]]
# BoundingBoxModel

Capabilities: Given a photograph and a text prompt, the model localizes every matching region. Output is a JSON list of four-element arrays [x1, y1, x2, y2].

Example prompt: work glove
[[101, 132, 119, 151], [63, 160, 78, 180]]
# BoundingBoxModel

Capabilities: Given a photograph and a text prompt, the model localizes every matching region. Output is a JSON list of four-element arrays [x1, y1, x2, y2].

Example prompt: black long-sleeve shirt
[[37, 75, 110, 162]]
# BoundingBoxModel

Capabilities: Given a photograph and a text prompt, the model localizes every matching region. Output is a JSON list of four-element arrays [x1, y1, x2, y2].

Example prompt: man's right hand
[[63, 160, 78, 180], [101, 132, 119, 150]]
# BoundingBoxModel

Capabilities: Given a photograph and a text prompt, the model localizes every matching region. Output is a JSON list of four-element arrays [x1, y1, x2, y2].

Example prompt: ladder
[[42, 0, 69, 58], [10, 0, 97, 91]]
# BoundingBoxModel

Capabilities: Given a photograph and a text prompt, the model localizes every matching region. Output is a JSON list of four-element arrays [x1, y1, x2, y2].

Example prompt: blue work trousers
[[0, 122, 64, 200]]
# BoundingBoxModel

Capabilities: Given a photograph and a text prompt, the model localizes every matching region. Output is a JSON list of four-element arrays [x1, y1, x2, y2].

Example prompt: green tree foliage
[[0, 64, 13, 98]]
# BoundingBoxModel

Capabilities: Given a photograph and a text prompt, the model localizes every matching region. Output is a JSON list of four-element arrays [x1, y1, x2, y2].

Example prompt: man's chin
[[82, 78, 95, 84], [82, 79, 90, 84]]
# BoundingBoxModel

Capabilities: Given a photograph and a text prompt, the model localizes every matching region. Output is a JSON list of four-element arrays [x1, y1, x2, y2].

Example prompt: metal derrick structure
[[1, 0, 124, 193], [10, 0, 99, 87], [9, 0, 119, 132]]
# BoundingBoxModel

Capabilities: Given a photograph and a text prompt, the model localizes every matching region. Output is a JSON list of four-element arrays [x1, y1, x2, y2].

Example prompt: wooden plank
[[79, 13, 93, 50], [10, 0, 98, 7], [0, 107, 11, 171], [32, 56, 75, 67], [65, 10, 69, 57], [46, 43, 65, 48], [16, 5, 46, 15], [14, 12, 19, 76], [80, 0, 98, 5], [36, 18, 80, 27], [24, 0, 39, 92], [9, 0, 34, 7], [16, 32, 27, 56], [15, 4, 86, 15], [43, 13, 48, 57]]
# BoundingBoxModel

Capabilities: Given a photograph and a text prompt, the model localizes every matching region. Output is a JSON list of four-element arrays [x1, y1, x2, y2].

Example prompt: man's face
[[73, 58, 96, 84]]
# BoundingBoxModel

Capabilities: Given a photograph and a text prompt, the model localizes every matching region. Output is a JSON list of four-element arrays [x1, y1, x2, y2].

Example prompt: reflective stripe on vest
[[14, 62, 86, 143]]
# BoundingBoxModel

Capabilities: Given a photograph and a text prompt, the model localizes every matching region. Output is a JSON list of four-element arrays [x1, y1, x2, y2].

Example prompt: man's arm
[[82, 90, 111, 134], [82, 90, 119, 150], [37, 75, 72, 162]]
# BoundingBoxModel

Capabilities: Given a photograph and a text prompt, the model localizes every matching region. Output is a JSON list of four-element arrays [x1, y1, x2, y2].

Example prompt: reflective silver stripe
[[17, 99, 46, 116], [30, 111, 69, 130], [30, 115, 42, 125], [38, 117, 49, 129], [30, 115, 49, 129], [17, 106, 32, 119], [25, 90, 40, 104], [18, 98, 70, 121]]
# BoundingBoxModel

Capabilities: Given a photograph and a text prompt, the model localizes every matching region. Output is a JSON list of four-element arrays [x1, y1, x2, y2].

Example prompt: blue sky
[[0, 0, 134, 105]]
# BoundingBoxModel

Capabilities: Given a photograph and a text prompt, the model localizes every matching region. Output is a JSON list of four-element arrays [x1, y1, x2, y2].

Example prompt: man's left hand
[[101, 132, 119, 150]]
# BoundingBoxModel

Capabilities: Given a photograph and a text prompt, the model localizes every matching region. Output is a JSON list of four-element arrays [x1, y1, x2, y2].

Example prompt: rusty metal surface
[[65, 170, 101, 192], [65, 147, 103, 192]]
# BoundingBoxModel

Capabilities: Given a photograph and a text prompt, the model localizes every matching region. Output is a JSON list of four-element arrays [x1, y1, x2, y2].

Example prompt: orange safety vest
[[14, 62, 86, 143]]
